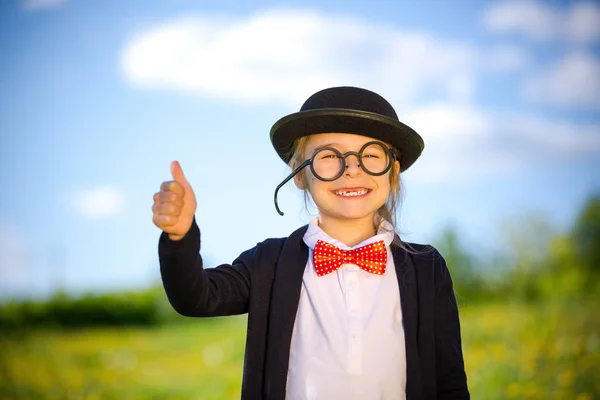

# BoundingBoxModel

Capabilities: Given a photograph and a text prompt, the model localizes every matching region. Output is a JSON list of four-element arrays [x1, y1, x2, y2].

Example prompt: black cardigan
[[158, 217, 469, 399]]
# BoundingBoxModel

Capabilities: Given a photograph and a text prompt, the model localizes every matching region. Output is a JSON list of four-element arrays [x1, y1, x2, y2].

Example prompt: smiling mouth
[[333, 189, 371, 197]]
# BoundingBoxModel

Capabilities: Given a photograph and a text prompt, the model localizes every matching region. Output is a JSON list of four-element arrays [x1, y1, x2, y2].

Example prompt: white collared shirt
[[285, 216, 407, 400]]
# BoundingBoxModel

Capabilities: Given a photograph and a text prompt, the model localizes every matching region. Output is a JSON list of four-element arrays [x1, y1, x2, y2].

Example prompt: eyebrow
[[312, 143, 339, 152], [311, 141, 391, 154]]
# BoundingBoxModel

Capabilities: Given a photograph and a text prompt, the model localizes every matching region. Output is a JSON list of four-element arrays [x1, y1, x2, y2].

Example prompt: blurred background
[[1, 0, 599, 398]]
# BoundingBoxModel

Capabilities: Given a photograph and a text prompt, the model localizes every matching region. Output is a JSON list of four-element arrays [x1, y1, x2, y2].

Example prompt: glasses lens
[[312, 148, 343, 180], [360, 142, 390, 175]]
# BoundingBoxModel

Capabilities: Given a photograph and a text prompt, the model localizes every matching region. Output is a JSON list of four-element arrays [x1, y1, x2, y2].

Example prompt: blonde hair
[[285, 135, 409, 249]]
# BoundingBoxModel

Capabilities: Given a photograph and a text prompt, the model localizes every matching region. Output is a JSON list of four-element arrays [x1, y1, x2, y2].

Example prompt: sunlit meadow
[[1, 302, 598, 400]]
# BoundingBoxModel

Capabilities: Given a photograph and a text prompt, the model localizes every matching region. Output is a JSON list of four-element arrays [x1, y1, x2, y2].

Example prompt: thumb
[[170, 161, 189, 185]]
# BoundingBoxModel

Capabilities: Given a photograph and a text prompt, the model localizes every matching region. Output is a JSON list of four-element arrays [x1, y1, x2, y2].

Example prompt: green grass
[[459, 301, 599, 399], [1, 303, 598, 399]]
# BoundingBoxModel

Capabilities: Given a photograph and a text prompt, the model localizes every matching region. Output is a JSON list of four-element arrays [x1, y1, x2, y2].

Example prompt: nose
[[344, 154, 362, 176]]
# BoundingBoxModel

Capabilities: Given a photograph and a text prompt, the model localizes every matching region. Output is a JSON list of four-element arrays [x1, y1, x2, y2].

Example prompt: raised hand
[[152, 161, 197, 240]]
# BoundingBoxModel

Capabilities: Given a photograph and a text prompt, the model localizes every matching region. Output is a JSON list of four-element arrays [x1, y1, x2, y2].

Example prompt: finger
[[171, 161, 188, 185], [160, 180, 185, 197], [154, 191, 184, 207], [152, 202, 182, 217], [153, 214, 177, 227]]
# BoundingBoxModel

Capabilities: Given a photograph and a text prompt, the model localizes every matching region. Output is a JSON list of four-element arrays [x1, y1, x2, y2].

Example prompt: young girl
[[152, 86, 469, 399]]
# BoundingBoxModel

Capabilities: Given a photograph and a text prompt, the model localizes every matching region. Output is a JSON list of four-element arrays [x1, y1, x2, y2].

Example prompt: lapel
[[392, 240, 423, 399], [263, 225, 309, 400]]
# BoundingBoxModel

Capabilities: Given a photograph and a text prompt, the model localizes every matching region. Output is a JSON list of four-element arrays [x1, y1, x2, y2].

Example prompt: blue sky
[[1, 0, 599, 299]]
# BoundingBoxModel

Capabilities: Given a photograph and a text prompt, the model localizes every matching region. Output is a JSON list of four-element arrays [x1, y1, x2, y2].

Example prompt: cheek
[[376, 176, 393, 196], [306, 177, 335, 201], [383, 176, 393, 190], [296, 169, 314, 190], [307, 177, 325, 193]]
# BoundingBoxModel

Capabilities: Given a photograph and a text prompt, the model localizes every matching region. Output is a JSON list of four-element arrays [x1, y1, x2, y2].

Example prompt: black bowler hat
[[269, 86, 425, 172]]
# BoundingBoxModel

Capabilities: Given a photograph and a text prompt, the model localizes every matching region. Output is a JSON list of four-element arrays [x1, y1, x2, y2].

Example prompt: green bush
[[0, 286, 188, 330]]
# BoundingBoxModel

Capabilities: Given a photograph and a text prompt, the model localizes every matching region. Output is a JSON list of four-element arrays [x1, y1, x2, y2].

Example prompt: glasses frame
[[274, 140, 398, 215]]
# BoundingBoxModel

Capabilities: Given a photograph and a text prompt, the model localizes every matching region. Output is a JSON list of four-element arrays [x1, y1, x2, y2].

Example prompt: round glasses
[[274, 141, 397, 215], [308, 141, 395, 181]]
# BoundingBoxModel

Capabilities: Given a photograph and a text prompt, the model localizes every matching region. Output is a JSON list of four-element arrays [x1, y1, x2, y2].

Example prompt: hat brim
[[270, 108, 424, 172]]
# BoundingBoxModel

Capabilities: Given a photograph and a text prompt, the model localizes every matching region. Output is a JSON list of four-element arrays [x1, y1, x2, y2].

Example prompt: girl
[[152, 86, 469, 399]]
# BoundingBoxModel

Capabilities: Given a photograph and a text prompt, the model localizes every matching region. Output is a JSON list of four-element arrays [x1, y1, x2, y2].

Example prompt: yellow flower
[[507, 383, 520, 398]]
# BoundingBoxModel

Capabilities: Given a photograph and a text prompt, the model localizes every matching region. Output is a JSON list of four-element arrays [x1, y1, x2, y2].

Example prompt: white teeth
[[335, 189, 368, 197]]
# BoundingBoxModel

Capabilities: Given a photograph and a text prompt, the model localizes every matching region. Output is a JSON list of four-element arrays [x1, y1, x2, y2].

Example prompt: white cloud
[[483, 0, 600, 44], [568, 2, 600, 43], [119, 8, 600, 183], [482, 44, 532, 72], [402, 103, 600, 183], [506, 114, 600, 154], [22, 0, 68, 11], [400, 104, 493, 140], [121, 9, 478, 106], [72, 187, 124, 219], [401, 104, 507, 182], [523, 52, 600, 110]]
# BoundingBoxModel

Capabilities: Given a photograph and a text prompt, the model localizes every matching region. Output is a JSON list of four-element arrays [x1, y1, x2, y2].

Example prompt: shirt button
[[349, 308, 357, 314], [348, 280, 356, 288], [351, 333, 358, 339]]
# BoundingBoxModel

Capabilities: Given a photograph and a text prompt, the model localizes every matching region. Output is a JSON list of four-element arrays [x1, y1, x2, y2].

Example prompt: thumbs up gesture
[[152, 161, 197, 240]]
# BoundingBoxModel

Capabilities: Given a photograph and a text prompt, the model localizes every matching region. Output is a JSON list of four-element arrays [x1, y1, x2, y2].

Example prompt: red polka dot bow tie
[[313, 240, 388, 277]]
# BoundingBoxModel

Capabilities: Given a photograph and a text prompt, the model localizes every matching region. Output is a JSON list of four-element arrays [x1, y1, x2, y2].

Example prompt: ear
[[292, 167, 307, 190], [394, 160, 401, 174]]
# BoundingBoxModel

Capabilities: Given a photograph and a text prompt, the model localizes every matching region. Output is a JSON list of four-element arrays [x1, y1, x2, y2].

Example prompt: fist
[[152, 161, 197, 241]]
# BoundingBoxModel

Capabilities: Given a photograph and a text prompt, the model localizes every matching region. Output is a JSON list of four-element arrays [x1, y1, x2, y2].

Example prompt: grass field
[[1, 302, 598, 400]]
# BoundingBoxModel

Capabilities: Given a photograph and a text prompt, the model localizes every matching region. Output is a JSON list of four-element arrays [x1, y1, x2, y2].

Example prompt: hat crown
[[300, 86, 399, 121]]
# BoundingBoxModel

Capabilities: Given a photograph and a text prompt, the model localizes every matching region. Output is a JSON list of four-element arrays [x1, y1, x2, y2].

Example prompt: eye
[[361, 143, 387, 159], [316, 149, 339, 159], [363, 151, 384, 159]]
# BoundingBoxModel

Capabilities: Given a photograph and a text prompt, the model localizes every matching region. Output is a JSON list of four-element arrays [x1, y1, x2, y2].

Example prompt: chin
[[319, 205, 379, 222]]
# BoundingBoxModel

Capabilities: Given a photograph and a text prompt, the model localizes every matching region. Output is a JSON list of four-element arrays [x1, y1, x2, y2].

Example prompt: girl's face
[[294, 133, 399, 224]]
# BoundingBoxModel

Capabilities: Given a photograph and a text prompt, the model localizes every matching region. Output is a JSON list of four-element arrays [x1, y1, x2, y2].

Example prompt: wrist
[[168, 233, 185, 241]]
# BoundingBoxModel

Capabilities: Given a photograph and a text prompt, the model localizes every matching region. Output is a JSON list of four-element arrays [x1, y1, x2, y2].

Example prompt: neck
[[318, 213, 378, 247]]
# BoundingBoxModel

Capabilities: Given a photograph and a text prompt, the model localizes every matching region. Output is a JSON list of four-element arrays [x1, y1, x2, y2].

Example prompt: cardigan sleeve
[[158, 216, 262, 317], [433, 249, 470, 399]]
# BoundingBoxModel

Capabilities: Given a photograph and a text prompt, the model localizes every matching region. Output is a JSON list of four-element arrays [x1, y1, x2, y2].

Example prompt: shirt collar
[[302, 214, 395, 250]]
